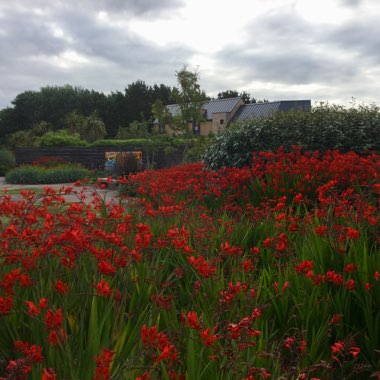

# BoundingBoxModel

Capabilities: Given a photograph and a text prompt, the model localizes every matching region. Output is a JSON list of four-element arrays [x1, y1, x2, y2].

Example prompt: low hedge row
[[203, 103, 380, 169], [5, 164, 90, 184]]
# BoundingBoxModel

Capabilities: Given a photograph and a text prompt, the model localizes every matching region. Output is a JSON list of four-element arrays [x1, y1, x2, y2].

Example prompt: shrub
[[0, 148, 16, 175], [35, 130, 88, 147], [203, 103, 380, 169], [5, 163, 90, 184], [114, 152, 142, 176], [32, 156, 67, 168]]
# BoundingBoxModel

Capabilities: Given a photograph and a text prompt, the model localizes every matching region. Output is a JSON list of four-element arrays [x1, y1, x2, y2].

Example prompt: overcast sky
[[0, 0, 379, 109]]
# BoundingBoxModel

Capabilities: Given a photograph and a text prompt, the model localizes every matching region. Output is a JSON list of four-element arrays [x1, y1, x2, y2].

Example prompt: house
[[160, 97, 311, 136]]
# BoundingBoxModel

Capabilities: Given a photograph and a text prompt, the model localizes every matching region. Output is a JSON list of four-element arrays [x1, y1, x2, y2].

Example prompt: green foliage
[[184, 136, 213, 163], [6, 130, 36, 148], [35, 130, 88, 147], [115, 120, 149, 139], [5, 163, 90, 184], [0, 82, 176, 140], [64, 111, 86, 135], [170, 66, 208, 136], [90, 136, 187, 150], [82, 112, 107, 142], [0, 148, 16, 175], [203, 103, 380, 169]]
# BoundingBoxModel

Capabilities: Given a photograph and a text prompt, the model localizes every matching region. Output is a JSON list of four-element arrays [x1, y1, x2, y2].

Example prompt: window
[[220, 119, 224, 125], [192, 123, 200, 135]]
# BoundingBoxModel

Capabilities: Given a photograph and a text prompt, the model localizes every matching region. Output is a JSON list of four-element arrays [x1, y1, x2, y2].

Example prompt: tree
[[116, 120, 149, 139], [151, 99, 170, 134], [217, 90, 239, 99], [32, 121, 52, 136], [217, 90, 255, 104], [125, 81, 153, 126], [171, 66, 208, 135], [82, 112, 107, 143], [64, 111, 85, 135]]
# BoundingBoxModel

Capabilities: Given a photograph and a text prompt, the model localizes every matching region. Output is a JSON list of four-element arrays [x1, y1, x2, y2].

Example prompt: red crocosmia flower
[[200, 328, 217, 346], [343, 263, 357, 273], [42, 368, 57, 380], [346, 227, 359, 239], [135, 371, 151, 380], [48, 331, 59, 346], [15, 340, 44, 363], [331, 341, 344, 354], [282, 281, 290, 292], [94, 279, 113, 297], [349, 346, 360, 358], [315, 226, 328, 236], [294, 193, 303, 203], [329, 314, 343, 325], [19, 273, 33, 288], [94, 347, 115, 380], [98, 261, 117, 276], [55, 280, 69, 295], [24, 301, 40, 317], [345, 279, 356, 291], [187, 311, 201, 330], [0, 295, 13, 315], [250, 246, 260, 255], [283, 336, 295, 349], [251, 308, 262, 320], [262, 238, 272, 248], [298, 339, 307, 353], [295, 260, 314, 274], [39, 298, 48, 309], [242, 260, 254, 273], [374, 271, 379, 281], [45, 308, 63, 330]]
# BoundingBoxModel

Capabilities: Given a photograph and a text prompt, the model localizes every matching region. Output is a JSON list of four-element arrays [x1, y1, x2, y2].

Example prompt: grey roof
[[232, 100, 311, 122], [165, 97, 242, 120]]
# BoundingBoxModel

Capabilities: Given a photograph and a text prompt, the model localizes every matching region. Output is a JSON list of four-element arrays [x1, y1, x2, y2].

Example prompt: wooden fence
[[15, 147, 185, 171]]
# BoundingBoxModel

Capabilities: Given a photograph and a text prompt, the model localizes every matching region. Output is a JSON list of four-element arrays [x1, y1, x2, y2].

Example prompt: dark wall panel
[[15, 147, 184, 170]]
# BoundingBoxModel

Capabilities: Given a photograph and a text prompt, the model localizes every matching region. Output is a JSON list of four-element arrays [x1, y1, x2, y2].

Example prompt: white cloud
[[0, 0, 379, 108]]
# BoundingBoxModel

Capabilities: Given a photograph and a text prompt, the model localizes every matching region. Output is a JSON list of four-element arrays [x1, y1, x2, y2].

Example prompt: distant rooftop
[[166, 97, 242, 120], [232, 100, 311, 122]]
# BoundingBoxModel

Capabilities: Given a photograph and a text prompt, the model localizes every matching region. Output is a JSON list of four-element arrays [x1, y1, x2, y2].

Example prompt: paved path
[[0, 177, 120, 205]]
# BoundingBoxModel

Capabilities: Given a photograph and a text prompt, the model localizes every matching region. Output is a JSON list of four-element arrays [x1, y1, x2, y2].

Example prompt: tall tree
[[124, 81, 153, 126], [170, 66, 208, 159], [171, 65, 208, 135]]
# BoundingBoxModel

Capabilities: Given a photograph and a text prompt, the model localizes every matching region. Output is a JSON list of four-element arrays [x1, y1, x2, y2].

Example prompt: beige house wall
[[198, 121, 212, 136], [164, 98, 245, 136], [212, 112, 228, 134]]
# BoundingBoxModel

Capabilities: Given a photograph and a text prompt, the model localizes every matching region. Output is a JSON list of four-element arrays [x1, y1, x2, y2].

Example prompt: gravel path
[[0, 177, 120, 205]]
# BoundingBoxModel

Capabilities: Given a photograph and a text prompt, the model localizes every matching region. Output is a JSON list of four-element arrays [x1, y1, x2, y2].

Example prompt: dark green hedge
[[5, 164, 90, 184], [36, 130, 88, 147], [202, 103, 380, 169]]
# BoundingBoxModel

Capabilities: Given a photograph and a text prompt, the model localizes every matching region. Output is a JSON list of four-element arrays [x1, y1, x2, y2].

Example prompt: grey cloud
[[0, 8, 66, 64], [216, 47, 357, 86], [324, 18, 380, 62], [340, 0, 361, 7], [213, 6, 373, 88], [94, 0, 185, 16], [0, 1, 192, 108]]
